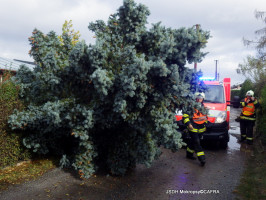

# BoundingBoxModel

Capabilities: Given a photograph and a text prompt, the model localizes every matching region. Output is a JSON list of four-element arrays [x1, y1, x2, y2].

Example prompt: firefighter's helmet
[[246, 90, 254, 97], [195, 92, 205, 99]]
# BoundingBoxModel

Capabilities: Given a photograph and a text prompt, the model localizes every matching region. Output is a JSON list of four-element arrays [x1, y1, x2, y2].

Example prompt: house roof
[[0, 57, 35, 71]]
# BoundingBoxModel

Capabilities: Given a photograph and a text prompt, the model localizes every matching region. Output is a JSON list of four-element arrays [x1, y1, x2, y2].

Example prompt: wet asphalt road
[[0, 107, 253, 200]]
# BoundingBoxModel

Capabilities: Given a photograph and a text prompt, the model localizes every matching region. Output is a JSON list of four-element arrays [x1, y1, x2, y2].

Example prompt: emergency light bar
[[199, 77, 216, 81]]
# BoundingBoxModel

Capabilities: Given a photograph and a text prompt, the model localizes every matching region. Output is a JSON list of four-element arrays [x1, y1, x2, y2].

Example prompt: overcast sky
[[0, 0, 265, 85]]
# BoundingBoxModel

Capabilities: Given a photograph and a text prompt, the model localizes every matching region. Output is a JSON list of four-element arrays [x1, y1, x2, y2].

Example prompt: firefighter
[[239, 90, 259, 144], [183, 92, 208, 166]]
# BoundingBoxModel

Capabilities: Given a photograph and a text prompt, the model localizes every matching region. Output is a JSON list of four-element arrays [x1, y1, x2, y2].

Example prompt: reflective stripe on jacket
[[240, 116, 256, 120], [189, 127, 206, 133]]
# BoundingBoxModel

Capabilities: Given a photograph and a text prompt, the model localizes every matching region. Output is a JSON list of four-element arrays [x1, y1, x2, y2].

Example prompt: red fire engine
[[175, 77, 231, 149]]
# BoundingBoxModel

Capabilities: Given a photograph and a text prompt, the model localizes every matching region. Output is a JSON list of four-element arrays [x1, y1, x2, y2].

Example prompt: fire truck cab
[[176, 77, 231, 149]]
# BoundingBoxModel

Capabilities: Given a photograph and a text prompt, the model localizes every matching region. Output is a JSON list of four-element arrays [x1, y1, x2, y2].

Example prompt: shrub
[[0, 71, 31, 168], [256, 85, 266, 145]]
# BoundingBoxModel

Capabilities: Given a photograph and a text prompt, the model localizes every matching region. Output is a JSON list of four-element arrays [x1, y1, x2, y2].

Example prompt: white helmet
[[195, 92, 205, 99], [246, 90, 254, 97]]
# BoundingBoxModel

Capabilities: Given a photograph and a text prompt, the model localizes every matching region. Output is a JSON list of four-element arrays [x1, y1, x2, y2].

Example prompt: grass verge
[[235, 140, 266, 200], [0, 158, 57, 191]]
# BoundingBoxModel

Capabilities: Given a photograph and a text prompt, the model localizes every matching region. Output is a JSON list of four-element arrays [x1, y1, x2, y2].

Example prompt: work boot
[[198, 156, 206, 166], [239, 137, 246, 143], [247, 140, 253, 145], [200, 160, 206, 166], [186, 155, 196, 160], [186, 151, 196, 160]]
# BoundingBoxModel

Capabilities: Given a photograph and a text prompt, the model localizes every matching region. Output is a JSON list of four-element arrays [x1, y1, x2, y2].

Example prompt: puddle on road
[[228, 134, 240, 152], [227, 125, 241, 153], [229, 126, 241, 135], [227, 125, 254, 156]]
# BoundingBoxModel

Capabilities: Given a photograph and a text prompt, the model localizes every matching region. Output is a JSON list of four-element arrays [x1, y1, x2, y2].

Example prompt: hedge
[[256, 84, 266, 145], [0, 71, 31, 168]]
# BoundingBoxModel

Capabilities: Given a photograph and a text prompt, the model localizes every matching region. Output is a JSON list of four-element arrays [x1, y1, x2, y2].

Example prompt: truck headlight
[[215, 111, 227, 123]]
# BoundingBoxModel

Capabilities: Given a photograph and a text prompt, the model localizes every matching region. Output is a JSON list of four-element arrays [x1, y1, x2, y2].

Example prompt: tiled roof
[[0, 57, 35, 71]]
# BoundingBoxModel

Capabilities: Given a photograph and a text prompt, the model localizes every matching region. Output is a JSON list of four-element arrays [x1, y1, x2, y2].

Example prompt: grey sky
[[0, 0, 265, 85]]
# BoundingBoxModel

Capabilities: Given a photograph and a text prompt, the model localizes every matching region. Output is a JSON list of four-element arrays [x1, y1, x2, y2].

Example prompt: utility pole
[[194, 24, 200, 72], [214, 60, 218, 81]]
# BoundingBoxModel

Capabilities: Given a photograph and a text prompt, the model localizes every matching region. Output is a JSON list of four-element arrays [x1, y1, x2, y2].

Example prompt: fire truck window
[[204, 85, 224, 103]]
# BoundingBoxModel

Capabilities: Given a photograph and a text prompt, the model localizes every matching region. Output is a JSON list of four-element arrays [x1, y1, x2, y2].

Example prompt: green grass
[[0, 158, 58, 191], [235, 141, 266, 200]]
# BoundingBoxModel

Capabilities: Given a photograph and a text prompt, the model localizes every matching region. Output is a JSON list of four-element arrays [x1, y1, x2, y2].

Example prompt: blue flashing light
[[199, 77, 216, 81]]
